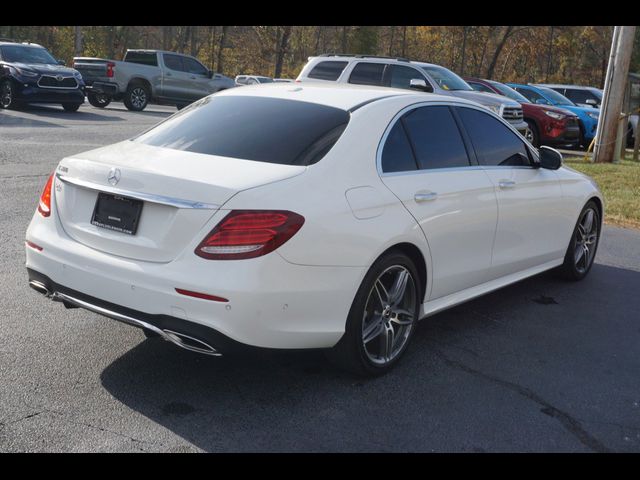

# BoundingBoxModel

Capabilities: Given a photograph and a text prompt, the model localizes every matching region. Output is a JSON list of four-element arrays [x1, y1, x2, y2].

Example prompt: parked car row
[[1, 40, 608, 150], [294, 54, 606, 150]]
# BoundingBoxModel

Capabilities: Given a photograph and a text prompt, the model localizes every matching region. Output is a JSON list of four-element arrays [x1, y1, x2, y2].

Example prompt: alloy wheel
[[574, 207, 598, 274], [1, 82, 12, 108], [361, 265, 417, 365], [130, 87, 147, 109], [525, 128, 534, 143]]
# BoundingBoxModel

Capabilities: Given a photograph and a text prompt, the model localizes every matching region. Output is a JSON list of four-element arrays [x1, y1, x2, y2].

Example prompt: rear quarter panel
[[219, 96, 433, 278]]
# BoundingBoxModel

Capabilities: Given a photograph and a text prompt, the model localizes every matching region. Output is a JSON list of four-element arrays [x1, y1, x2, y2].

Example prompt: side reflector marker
[[175, 288, 228, 303], [25, 240, 43, 251]]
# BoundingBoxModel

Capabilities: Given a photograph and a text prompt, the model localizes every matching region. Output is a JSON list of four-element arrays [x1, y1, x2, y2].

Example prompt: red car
[[465, 77, 580, 148]]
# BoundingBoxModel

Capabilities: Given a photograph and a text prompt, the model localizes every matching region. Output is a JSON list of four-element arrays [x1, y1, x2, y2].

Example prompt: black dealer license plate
[[91, 192, 143, 235]]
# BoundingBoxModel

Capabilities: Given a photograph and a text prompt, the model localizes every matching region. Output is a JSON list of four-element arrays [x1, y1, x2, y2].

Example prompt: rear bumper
[[85, 81, 119, 96], [25, 206, 364, 350], [15, 83, 85, 104]]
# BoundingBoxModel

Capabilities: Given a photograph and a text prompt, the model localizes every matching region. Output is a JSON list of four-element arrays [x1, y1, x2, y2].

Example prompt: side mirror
[[409, 78, 434, 93], [58, 59, 66, 66], [585, 98, 598, 107], [538, 146, 562, 170], [207, 69, 214, 79], [535, 98, 549, 105]]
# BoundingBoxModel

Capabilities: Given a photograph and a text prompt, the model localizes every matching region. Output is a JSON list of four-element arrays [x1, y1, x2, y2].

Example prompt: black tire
[[87, 91, 111, 108], [525, 120, 540, 147], [62, 103, 82, 112], [142, 328, 160, 339], [557, 200, 601, 281], [326, 251, 421, 376], [123, 83, 149, 111], [0, 79, 20, 110]]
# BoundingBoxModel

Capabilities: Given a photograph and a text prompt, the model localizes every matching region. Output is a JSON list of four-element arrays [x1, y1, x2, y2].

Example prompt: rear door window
[[457, 107, 531, 167], [135, 96, 350, 166], [124, 51, 158, 66], [349, 62, 385, 86], [401, 106, 471, 169], [381, 121, 418, 173], [307, 61, 348, 81], [163, 54, 184, 72]]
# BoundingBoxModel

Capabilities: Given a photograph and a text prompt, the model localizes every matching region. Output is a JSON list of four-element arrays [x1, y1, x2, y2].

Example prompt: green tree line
[[1, 26, 638, 86]]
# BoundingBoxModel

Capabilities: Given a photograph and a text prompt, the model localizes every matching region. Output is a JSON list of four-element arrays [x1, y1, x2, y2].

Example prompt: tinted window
[[135, 96, 349, 166], [307, 61, 348, 81], [0, 45, 57, 64], [457, 107, 530, 167], [515, 87, 547, 104], [469, 81, 495, 93], [388, 65, 426, 90], [349, 62, 385, 86], [183, 57, 207, 75], [381, 122, 417, 173], [163, 54, 184, 72], [125, 51, 158, 66], [402, 106, 470, 169], [564, 89, 597, 105]]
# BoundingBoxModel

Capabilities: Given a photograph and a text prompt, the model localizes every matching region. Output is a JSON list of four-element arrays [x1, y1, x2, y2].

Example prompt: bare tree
[[216, 26, 228, 74], [274, 26, 292, 78], [486, 26, 514, 79]]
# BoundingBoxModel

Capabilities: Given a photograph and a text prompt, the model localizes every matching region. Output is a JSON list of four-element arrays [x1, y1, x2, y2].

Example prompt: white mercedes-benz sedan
[[25, 83, 603, 375]]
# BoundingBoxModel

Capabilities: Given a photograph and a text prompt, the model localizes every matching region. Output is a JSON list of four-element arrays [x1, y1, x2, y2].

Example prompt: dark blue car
[[0, 41, 85, 112], [506, 83, 599, 146]]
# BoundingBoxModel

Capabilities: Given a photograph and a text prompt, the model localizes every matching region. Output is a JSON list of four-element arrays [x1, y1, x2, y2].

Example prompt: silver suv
[[296, 54, 528, 136]]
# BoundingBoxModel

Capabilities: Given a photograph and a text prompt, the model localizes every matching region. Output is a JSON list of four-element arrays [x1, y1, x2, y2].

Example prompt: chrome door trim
[[55, 173, 219, 210]]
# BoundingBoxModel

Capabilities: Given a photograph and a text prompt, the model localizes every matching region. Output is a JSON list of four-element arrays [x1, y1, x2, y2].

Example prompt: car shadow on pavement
[[99, 263, 640, 452], [97, 106, 174, 118], [3, 104, 126, 123]]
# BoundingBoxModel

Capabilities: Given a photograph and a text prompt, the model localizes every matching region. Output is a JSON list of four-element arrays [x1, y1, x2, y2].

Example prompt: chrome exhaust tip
[[162, 329, 222, 356], [29, 280, 51, 297]]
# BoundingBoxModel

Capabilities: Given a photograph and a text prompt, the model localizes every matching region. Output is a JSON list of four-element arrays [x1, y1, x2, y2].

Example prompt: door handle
[[166, 72, 172, 76], [190, 76, 196, 79], [414, 191, 438, 202], [498, 180, 516, 189]]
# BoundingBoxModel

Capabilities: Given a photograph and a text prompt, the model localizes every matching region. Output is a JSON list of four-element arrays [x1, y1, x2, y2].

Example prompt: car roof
[[0, 41, 44, 48], [216, 82, 465, 111], [537, 84, 599, 90]]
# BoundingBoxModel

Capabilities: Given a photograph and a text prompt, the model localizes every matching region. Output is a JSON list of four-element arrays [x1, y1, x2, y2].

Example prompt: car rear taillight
[[37, 173, 54, 217], [195, 210, 305, 260], [106, 62, 115, 78]]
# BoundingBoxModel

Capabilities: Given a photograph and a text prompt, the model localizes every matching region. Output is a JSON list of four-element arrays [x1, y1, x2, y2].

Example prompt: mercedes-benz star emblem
[[56, 75, 63, 82], [107, 168, 121, 186]]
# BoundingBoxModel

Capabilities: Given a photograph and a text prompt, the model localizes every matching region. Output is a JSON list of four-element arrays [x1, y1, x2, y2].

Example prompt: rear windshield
[[134, 95, 350, 166], [124, 51, 158, 66]]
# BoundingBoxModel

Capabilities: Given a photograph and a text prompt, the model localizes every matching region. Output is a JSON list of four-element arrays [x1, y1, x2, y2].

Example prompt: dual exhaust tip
[[29, 280, 221, 357]]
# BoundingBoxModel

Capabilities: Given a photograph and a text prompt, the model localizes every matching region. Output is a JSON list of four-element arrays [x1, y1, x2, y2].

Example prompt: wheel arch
[[127, 77, 153, 96], [377, 242, 428, 304]]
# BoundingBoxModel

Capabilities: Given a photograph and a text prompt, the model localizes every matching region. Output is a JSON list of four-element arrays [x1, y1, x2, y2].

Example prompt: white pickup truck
[[73, 49, 236, 111]]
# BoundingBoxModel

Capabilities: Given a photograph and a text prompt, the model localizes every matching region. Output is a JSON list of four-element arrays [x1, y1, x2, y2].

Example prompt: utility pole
[[594, 26, 636, 163], [74, 26, 83, 56]]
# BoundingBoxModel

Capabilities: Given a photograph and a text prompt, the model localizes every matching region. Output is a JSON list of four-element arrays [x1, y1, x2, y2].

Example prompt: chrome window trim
[[55, 173, 220, 210], [376, 100, 539, 177], [37, 75, 79, 90]]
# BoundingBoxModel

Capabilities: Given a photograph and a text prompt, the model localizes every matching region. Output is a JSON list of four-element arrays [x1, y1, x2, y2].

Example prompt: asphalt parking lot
[[1, 102, 639, 452]]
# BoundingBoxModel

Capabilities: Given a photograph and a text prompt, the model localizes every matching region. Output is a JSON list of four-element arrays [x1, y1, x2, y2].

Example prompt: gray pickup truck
[[73, 49, 236, 111]]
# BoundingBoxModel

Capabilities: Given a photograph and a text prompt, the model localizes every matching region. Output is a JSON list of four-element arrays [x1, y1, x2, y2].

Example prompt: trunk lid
[[54, 141, 306, 262]]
